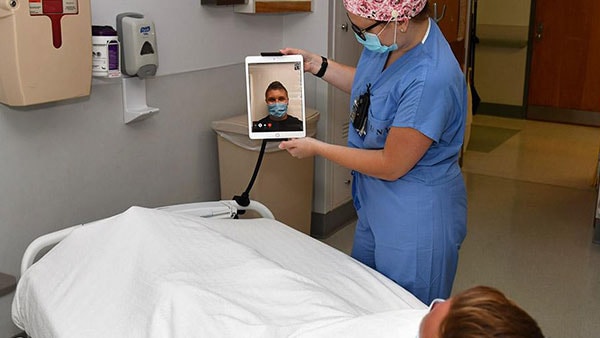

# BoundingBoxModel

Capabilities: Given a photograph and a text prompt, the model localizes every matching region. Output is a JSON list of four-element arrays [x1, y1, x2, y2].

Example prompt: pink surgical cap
[[343, 0, 428, 21]]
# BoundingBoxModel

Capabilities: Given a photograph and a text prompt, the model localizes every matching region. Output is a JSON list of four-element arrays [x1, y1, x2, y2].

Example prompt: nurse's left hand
[[279, 137, 321, 159]]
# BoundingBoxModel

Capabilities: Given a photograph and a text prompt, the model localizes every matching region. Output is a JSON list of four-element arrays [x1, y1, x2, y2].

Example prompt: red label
[[43, 0, 63, 14], [29, 0, 80, 49]]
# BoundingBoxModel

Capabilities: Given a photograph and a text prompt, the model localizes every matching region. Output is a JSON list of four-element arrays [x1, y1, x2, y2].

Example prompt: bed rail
[[158, 199, 274, 220], [20, 225, 82, 276], [20, 200, 274, 276], [222, 199, 275, 219]]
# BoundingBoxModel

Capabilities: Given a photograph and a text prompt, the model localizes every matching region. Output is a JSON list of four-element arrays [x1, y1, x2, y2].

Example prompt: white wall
[[0, 1, 329, 335], [474, 0, 531, 107], [477, 0, 530, 26], [92, 0, 282, 75]]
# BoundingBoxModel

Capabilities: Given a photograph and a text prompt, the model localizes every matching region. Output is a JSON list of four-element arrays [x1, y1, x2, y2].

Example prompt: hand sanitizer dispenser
[[116, 12, 159, 124], [0, 0, 92, 106], [116, 13, 158, 78]]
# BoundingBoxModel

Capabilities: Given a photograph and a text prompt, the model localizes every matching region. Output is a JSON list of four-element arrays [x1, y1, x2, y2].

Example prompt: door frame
[[521, 0, 536, 118]]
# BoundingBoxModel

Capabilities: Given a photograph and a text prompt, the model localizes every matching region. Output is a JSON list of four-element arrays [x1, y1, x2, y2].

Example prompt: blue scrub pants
[[350, 172, 467, 304]]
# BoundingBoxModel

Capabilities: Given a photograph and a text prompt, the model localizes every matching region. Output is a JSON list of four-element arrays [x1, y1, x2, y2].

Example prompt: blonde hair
[[440, 286, 544, 338]]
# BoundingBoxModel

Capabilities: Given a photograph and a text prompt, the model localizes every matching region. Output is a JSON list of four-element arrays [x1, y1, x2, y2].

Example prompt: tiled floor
[[322, 115, 600, 338]]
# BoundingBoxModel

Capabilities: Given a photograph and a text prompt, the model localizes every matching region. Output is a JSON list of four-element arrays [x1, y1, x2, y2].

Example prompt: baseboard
[[477, 102, 526, 119], [311, 200, 357, 239], [527, 106, 600, 127]]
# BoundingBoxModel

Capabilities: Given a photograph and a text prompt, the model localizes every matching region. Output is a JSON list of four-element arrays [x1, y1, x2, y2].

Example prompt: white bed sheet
[[12, 206, 426, 338]]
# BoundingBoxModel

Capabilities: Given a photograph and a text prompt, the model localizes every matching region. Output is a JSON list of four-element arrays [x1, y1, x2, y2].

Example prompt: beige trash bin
[[211, 109, 320, 235]]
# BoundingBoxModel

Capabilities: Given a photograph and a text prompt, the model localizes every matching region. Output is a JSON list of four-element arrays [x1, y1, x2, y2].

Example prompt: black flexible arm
[[233, 139, 268, 207]]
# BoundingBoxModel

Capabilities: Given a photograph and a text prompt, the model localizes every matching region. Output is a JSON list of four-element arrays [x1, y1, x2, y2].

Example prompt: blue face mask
[[354, 21, 398, 53], [268, 102, 288, 118]]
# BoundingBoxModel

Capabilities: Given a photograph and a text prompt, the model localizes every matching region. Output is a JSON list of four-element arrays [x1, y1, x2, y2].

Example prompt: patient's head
[[419, 286, 544, 338]]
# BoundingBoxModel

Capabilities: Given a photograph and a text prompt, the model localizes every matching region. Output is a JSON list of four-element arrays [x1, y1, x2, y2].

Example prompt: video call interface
[[246, 59, 305, 137]]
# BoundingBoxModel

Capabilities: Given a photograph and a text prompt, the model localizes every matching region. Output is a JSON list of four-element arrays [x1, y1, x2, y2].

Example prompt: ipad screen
[[245, 54, 306, 140]]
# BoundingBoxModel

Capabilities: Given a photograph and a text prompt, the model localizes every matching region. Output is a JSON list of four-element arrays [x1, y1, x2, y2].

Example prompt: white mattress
[[12, 206, 426, 338]]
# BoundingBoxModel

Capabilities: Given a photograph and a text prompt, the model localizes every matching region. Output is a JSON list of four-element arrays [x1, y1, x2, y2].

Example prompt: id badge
[[350, 84, 371, 136]]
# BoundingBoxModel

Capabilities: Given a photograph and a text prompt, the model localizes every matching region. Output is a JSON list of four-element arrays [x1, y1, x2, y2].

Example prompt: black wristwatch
[[315, 56, 328, 78]]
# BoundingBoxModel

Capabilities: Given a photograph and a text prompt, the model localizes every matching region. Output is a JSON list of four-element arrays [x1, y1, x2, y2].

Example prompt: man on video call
[[252, 81, 303, 132]]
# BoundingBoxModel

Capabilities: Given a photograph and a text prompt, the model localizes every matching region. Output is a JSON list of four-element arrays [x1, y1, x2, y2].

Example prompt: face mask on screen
[[268, 103, 288, 118]]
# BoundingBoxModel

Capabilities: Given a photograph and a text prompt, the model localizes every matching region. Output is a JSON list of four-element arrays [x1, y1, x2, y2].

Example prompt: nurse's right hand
[[280, 47, 322, 76], [278, 137, 322, 159]]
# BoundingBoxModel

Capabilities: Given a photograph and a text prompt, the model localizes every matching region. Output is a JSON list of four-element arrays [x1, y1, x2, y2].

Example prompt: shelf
[[235, 0, 312, 14], [476, 24, 529, 49]]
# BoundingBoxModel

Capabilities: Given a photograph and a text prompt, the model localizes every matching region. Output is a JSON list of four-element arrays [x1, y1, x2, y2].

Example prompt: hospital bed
[[12, 200, 427, 338]]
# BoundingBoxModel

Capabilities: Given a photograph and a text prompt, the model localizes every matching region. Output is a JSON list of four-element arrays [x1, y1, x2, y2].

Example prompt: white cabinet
[[331, 104, 353, 209], [235, 0, 312, 13]]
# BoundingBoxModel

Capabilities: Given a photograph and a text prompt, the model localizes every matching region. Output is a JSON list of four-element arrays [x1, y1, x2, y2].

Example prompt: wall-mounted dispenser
[[116, 12, 159, 124], [0, 0, 92, 106], [116, 12, 158, 78]]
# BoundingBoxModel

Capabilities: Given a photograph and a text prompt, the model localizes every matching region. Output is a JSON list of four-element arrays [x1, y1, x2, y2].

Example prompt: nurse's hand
[[279, 137, 322, 159], [281, 47, 355, 94], [280, 47, 322, 76]]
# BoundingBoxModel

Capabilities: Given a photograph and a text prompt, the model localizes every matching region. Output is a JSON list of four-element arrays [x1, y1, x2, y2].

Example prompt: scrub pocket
[[363, 113, 392, 149]]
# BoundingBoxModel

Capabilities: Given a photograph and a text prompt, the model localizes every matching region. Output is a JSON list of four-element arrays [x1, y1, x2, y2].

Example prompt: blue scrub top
[[349, 18, 466, 185]]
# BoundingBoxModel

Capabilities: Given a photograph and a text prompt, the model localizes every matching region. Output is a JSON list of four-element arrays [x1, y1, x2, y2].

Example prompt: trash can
[[212, 108, 320, 235]]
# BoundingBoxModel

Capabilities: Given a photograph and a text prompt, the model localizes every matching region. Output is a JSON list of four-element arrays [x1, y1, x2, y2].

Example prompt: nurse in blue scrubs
[[279, 0, 467, 304]]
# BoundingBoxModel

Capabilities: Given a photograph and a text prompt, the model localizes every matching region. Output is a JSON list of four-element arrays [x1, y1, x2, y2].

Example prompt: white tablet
[[245, 54, 306, 140]]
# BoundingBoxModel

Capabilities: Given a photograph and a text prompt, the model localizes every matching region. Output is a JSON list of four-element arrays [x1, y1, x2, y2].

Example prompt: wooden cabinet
[[235, 0, 312, 13]]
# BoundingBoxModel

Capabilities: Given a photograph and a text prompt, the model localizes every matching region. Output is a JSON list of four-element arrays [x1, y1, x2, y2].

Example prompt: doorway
[[526, 0, 600, 126], [473, 0, 600, 126]]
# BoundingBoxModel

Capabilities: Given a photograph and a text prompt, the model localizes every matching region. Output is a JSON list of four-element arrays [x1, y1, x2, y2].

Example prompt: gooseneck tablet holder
[[233, 139, 268, 209], [233, 138, 287, 215]]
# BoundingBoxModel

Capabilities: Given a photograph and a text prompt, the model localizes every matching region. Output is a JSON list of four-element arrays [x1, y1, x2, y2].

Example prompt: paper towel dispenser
[[0, 0, 92, 106]]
